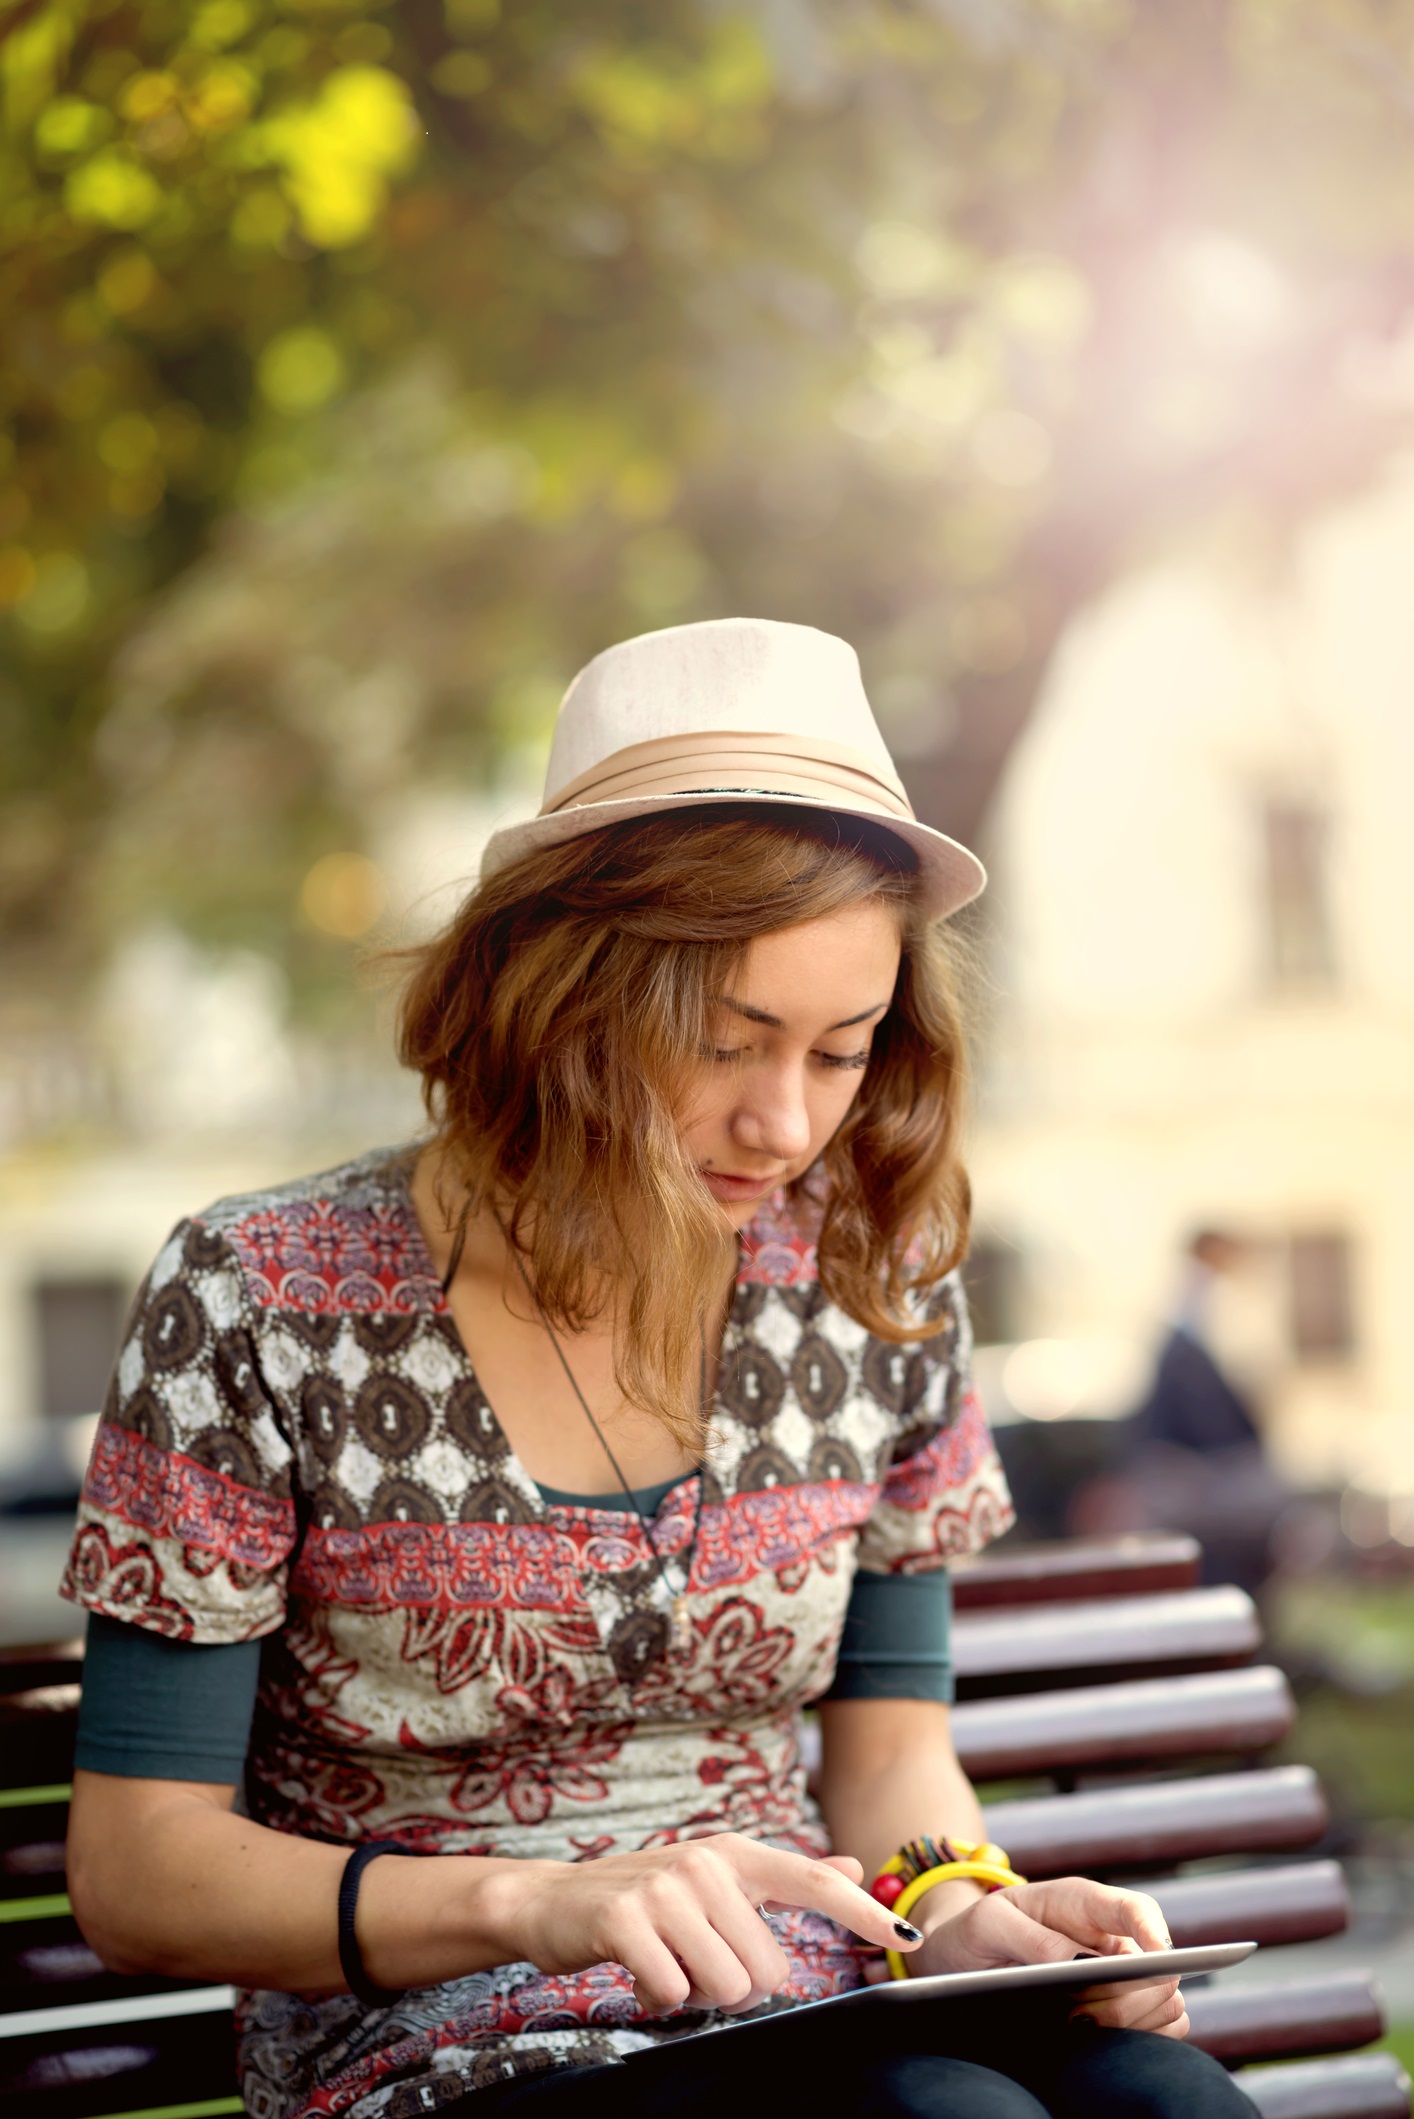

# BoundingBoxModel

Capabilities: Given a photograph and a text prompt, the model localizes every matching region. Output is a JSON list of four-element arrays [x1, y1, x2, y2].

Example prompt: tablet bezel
[[702, 1939, 1257, 2035], [851, 1938, 1256, 2005]]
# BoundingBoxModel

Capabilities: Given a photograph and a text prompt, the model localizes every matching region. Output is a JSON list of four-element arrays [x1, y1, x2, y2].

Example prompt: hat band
[[541, 730, 914, 824]]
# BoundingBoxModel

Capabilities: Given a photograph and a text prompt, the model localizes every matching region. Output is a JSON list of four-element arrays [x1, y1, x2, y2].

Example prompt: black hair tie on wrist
[[337, 1839, 420, 2007]]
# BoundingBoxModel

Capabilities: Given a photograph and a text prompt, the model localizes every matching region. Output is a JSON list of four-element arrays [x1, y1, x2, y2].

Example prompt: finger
[[700, 1896, 792, 2013], [1081, 1990, 1188, 2040], [1074, 1972, 1178, 2011], [1015, 1878, 1171, 1955], [1133, 1989, 1188, 2036], [759, 1851, 862, 1914], [615, 1919, 693, 2016], [1105, 1888, 1172, 1953], [658, 1907, 761, 2012], [966, 1891, 1090, 1966], [733, 1843, 925, 1955], [1128, 1984, 1186, 2035], [1074, 1978, 1184, 2033], [820, 1854, 865, 1884]]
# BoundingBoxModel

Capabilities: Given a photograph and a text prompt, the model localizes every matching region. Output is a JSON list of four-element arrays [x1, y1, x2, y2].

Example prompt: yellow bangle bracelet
[[883, 1857, 1028, 1981]]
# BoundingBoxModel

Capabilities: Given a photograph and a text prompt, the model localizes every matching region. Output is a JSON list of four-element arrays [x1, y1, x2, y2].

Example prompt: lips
[[699, 1168, 781, 1204]]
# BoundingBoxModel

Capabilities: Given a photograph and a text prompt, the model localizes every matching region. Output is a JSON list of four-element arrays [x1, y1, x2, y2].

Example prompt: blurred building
[[0, 777, 521, 1439], [969, 458, 1414, 1500], [0, 781, 523, 1639]]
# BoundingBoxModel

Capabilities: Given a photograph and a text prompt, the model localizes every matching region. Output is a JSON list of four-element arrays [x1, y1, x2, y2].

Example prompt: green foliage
[[3, 0, 1414, 1007], [1374, 2025, 1414, 2081], [1274, 1574, 1414, 1821]]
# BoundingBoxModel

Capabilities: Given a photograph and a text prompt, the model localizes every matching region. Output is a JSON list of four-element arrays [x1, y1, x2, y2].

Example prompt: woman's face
[[679, 898, 903, 1227]]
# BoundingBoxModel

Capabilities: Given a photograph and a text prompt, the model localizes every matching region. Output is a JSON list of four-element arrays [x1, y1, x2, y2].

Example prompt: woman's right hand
[[915, 1877, 1187, 2039], [500, 1834, 921, 2015]]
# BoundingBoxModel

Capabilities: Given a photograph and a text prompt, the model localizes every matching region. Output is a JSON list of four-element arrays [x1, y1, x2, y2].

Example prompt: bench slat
[[0, 1686, 82, 1792], [0, 1643, 82, 1700], [954, 1586, 1261, 1696], [953, 1665, 1294, 1780], [0, 2009, 239, 2119], [1235, 2054, 1413, 2119], [1186, 1973, 1386, 2066], [0, 1913, 213, 2014], [953, 1535, 1201, 1609], [984, 1766, 1327, 1876], [1151, 1860, 1350, 1948]]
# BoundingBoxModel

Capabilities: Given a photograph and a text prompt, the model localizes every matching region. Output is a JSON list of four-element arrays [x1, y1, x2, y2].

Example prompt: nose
[[731, 1059, 813, 1165]]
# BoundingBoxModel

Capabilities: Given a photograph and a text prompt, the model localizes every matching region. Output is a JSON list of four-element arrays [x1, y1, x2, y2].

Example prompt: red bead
[[870, 1872, 905, 1908]]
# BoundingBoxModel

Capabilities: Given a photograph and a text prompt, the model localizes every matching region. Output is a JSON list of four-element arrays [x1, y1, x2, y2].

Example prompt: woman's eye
[[712, 1046, 743, 1063], [818, 1049, 870, 1071]]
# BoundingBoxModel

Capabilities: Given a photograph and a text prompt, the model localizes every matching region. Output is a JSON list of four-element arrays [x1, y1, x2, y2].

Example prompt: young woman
[[63, 620, 1255, 2119]]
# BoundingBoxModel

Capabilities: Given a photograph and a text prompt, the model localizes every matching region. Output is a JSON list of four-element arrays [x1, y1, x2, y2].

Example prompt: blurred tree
[[3, 0, 1414, 1015]]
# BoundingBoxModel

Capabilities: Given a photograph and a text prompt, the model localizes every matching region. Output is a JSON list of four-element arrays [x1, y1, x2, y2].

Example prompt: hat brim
[[480, 790, 986, 922]]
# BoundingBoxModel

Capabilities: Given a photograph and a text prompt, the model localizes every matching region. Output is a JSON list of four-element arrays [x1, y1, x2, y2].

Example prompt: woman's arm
[[816, 1696, 1187, 2037], [817, 1697, 991, 1935], [67, 1768, 921, 2010], [67, 1770, 523, 1994]]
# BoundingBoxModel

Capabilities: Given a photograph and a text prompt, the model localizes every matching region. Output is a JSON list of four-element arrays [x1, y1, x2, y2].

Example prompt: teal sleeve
[[822, 1567, 953, 1703], [74, 1613, 261, 1781]]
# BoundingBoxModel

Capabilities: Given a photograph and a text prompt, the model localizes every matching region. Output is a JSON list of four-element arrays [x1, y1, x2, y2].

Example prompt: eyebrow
[[719, 997, 889, 1032]]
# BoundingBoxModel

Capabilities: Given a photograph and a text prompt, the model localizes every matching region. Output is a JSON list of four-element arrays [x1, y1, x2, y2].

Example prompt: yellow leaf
[[35, 96, 110, 158], [65, 152, 164, 231], [190, 0, 257, 52], [262, 67, 421, 248], [257, 328, 347, 414], [121, 71, 180, 123], [187, 60, 258, 134]]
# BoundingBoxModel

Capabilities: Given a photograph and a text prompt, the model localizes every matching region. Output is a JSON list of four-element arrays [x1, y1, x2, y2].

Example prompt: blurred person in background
[[58, 622, 1252, 2119], [1121, 1231, 1290, 1595]]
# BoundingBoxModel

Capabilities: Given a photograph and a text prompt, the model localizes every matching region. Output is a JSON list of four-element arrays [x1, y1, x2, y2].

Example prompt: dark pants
[[456, 1995, 1258, 2117]]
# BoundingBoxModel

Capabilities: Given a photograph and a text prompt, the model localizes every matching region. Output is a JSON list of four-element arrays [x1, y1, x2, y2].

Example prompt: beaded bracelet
[[869, 1834, 1017, 1906], [871, 1836, 1028, 1982]]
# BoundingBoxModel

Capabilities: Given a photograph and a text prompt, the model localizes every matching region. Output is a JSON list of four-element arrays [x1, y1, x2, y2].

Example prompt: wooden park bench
[[1, 1532, 1409, 2119]]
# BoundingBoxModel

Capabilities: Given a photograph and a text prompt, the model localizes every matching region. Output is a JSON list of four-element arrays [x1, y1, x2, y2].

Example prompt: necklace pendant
[[671, 1594, 692, 1656]]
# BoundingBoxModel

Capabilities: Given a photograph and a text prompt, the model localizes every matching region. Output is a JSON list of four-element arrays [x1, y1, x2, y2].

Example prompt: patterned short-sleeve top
[[62, 1147, 1013, 2119]]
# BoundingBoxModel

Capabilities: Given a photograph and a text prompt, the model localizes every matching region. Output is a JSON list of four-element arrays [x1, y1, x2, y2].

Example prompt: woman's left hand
[[910, 1876, 1188, 2039]]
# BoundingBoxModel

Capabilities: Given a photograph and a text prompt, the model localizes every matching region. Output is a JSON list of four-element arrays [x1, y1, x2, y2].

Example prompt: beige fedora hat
[[481, 617, 985, 920]]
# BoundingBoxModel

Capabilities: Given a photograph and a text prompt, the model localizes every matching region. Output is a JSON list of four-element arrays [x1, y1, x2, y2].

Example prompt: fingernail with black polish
[[894, 1919, 922, 1943]]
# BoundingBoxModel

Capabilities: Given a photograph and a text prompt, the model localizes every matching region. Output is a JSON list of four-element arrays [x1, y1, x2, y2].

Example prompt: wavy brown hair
[[397, 805, 972, 1449]]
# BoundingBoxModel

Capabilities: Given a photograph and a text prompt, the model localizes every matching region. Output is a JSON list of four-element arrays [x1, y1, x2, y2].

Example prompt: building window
[[33, 1278, 130, 1420], [963, 1238, 1020, 1347], [1287, 1234, 1355, 1361], [1264, 801, 1337, 988]]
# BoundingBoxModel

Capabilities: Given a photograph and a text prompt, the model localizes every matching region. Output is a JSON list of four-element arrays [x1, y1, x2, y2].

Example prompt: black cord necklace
[[534, 1305, 707, 1659], [494, 1223, 709, 1659]]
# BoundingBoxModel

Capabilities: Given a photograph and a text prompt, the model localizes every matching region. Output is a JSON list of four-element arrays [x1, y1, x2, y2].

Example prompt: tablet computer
[[704, 1940, 1256, 2034]]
